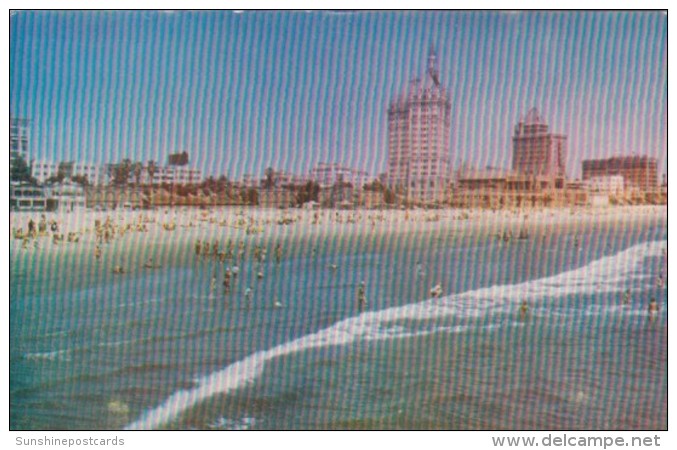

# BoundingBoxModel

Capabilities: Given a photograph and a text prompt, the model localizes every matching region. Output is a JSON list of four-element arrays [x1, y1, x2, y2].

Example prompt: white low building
[[140, 165, 203, 185], [32, 160, 59, 184], [47, 180, 86, 212], [585, 175, 624, 193], [72, 162, 106, 186], [10, 183, 49, 211], [310, 162, 369, 188], [32, 160, 106, 186], [156, 166, 202, 184]]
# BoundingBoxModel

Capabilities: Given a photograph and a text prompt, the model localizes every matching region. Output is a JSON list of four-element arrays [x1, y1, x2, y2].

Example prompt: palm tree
[[132, 162, 143, 186], [264, 167, 275, 189], [9, 154, 35, 184], [111, 159, 133, 186], [147, 160, 158, 186]]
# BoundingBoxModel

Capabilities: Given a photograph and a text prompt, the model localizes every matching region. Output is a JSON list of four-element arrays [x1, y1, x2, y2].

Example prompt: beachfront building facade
[[74, 162, 107, 186], [59, 161, 107, 186], [309, 163, 369, 188], [582, 155, 658, 191], [146, 165, 202, 185], [449, 165, 591, 209], [584, 175, 624, 194], [387, 47, 451, 203], [512, 108, 567, 186], [32, 160, 107, 186], [32, 160, 59, 184], [47, 180, 87, 212], [10, 184, 50, 211]]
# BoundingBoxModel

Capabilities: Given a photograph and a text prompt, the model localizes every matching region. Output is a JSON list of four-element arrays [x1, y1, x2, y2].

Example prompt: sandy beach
[[9, 205, 668, 258]]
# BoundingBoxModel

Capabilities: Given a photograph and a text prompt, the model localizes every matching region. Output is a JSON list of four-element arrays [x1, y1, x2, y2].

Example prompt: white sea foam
[[125, 240, 665, 430], [117, 298, 162, 308], [23, 350, 71, 362], [99, 339, 137, 348], [208, 416, 258, 430]]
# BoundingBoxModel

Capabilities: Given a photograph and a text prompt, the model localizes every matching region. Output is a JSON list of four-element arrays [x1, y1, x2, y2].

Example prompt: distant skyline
[[10, 10, 667, 179]]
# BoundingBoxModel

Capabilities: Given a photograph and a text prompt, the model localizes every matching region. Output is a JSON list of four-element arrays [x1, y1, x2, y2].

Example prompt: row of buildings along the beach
[[30, 156, 202, 186], [10, 116, 380, 211], [10, 47, 665, 211]]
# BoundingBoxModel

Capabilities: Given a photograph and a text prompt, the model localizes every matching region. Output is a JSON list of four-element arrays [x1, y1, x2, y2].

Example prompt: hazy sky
[[10, 10, 667, 180]]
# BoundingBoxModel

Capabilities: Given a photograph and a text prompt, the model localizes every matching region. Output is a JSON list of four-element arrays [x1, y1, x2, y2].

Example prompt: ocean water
[[10, 218, 667, 430]]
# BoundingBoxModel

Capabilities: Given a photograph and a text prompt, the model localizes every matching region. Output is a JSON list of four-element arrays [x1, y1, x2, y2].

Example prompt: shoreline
[[9, 205, 667, 283], [7, 205, 666, 288]]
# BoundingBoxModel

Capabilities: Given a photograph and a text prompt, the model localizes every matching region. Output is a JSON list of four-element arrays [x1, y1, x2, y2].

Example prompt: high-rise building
[[512, 108, 567, 181], [10, 118, 30, 163], [582, 155, 658, 191], [387, 47, 451, 202]]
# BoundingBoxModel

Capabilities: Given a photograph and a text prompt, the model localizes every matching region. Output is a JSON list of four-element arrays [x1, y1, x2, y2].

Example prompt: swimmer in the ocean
[[430, 283, 442, 298], [519, 300, 530, 320], [357, 281, 367, 310], [245, 287, 253, 307], [648, 297, 659, 322]]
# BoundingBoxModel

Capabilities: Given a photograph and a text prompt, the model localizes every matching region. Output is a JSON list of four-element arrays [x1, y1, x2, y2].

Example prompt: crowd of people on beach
[[11, 206, 667, 319], [11, 214, 72, 249]]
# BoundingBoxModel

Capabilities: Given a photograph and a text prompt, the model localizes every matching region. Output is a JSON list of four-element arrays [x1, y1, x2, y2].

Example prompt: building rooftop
[[523, 107, 545, 125]]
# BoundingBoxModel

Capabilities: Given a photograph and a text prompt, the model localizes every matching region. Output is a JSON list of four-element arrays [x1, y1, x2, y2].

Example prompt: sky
[[10, 10, 667, 180]]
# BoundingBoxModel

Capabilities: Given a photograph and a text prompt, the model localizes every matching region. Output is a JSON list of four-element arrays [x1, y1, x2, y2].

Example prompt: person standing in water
[[622, 289, 631, 305], [275, 243, 282, 265], [519, 300, 530, 320], [209, 274, 218, 297], [648, 297, 659, 322], [223, 269, 232, 295], [416, 261, 426, 279], [430, 283, 442, 298], [245, 287, 253, 308], [357, 281, 367, 310]]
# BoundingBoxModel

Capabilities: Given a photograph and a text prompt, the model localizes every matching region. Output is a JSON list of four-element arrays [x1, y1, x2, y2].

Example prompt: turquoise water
[[10, 219, 667, 430]]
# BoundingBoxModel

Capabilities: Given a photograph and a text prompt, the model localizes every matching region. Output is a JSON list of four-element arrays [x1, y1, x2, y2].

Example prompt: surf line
[[124, 239, 664, 430]]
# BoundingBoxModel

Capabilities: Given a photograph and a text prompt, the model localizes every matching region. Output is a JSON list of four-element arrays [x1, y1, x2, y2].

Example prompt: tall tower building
[[387, 46, 451, 202], [512, 108, 567, 180]]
